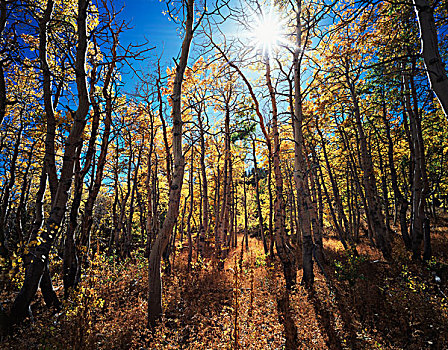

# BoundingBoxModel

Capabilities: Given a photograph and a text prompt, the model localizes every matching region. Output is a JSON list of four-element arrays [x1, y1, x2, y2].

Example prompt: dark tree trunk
[[6, 0, 91, 326], [345, 63, 391, 259], [0, 120, 23, 258], [187, 149, 194, 272], [413, 0, 448, 118], [253, 140, 268, 254], [382, 97, 411, 250], [293, 1, 314, 285], [147, 0, 194, 326], [266, 56, 296, 289], [404, 61, 431, 260], [198, 110, 208, 258]]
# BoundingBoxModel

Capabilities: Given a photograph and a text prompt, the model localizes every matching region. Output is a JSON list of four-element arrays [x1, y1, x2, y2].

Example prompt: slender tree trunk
[[243, 172, 249, 250], [214, 162, 222, 265], [267, 150, 274, 257], [198, 110, 208, 258], [404, 62, 431, 260], [382, 99, 411, 250], [284, 164, 293, 239], [345, 63, 391, 259], [118, 143, 133, 256], [78, 29, 117, 250], [377, 138, 392, 236], [187, 149, 194, 272], [150, 157, 160, 251], [231, 179, 236, 249], [309, 151, 324, 264], [253, 140, 268, 254], [0, 121, 23, 258], [218, 98, 232, 266], [124, 143, 143, 257], [145, 113, 155, 256], [111, 142, 120, 251], [39, 0, 58, 201], [180, 193, 188, 247], [157, 63, 172, 187], [148, 0, 194, 326], [266, 56, 296, 289], [14, 141, 37, 245], [196, 161, 202, 257], [413, 0, 448, 118], [286, 161, 300, 246], [7, 0, 90, 326], [294, 0, 314, 285], [62, 144, 83, 298]]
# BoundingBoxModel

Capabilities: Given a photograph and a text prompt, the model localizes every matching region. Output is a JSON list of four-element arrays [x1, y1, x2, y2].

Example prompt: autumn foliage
[[1, 0, 448, 348]]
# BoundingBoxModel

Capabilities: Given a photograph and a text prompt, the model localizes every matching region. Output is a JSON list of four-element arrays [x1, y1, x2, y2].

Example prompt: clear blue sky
[[116, 0, 183, 90], [114, 0, 246, 92]]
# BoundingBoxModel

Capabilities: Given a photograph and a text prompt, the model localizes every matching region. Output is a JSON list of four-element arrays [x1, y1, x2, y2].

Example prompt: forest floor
[[2, 217, 448, 349]]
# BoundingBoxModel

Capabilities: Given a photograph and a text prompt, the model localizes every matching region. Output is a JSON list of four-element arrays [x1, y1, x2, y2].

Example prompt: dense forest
[[0, 0, 448, 348]]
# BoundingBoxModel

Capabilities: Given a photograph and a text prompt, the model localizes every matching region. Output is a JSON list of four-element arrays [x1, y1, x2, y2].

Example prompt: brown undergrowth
[[1, 219, 448, 349]]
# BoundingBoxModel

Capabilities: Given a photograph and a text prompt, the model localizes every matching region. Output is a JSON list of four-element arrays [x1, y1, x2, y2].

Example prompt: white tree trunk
[[414, 0, 448, 118]]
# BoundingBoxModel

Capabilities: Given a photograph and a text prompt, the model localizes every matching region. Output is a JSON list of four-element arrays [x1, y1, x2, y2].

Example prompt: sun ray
[[246, 2, 295, 59]]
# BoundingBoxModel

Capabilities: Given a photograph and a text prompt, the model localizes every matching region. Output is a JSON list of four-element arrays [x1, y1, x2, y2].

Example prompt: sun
[[248, 4, 289, 59], [252, 12, 281, 56]]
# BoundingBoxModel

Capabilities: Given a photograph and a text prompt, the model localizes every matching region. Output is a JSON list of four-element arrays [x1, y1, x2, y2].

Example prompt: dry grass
[[2, 217, 448, 349]]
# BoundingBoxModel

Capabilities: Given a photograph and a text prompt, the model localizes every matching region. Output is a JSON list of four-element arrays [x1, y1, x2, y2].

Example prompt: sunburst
[[247, 2, 291, 59]]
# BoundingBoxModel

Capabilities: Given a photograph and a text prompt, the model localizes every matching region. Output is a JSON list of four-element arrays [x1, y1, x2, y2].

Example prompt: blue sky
[[113, 0, 280, 94], [118, 0, 181, 56], [116, 0, 183, 90], [114, 0, 243, 89]]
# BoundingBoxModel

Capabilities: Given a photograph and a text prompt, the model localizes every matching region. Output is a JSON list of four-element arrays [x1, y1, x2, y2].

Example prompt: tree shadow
[[162, 262, 233, 347], [306, 284, 344, 350], [327, 256, 448, 349]]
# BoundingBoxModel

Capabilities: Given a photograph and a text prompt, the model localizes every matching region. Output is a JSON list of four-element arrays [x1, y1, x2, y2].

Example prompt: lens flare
[[248, 4, 291, 59]]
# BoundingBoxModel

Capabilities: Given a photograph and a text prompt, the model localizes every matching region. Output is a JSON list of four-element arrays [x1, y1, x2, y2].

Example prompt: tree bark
[[0, 120, 23, 258], [382, 100, 411, 250], [293, 1, 314, 285], [0, 0, 8, 126], [252, 140, 268, 254], [157, 63, 172, 187], [217, 95, 232, 266], [309, 150, 324, 264], [145, 112, 155, 256], [413, 0, 448, 118], [198, 110, 208, 258], [243, 171, 249, 251], [266, 56, 296, 289], [14, 140, 37, 245], [147, 0, 194, 327], [7, 0, 91, 326], [124, 143, 143, 257], [345, 62, 391, 259], [187, 148, 194, 272], [38, 0, 58, 200], [79, 28, 117, 249], [404, 62, 431, 260]]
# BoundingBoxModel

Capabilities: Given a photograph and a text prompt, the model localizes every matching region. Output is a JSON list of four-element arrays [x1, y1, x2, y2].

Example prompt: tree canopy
[[1, 0, 448, 348]]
